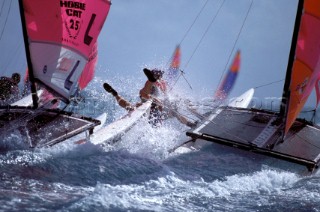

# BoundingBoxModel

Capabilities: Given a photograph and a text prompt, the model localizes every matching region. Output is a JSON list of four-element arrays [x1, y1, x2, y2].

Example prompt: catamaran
[[186, 0, 320, 173], [0, 0, 111, 149]]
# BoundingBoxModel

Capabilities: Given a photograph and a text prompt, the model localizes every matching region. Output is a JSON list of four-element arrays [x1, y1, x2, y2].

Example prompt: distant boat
[[214, 50, 241, 102], [165, 45, 181, 87], [187, 0, 320, 173], [0, 0, 111, 149]]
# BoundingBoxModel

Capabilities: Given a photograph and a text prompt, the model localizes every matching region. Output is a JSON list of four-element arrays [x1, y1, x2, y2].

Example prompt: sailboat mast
[[279, 0, 304, 127], [18, 0, 39, 109]]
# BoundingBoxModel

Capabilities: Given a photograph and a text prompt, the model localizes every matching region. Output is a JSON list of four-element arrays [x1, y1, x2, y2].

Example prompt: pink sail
[[78, 42, 98, 90], [21, 0, 111, 100]]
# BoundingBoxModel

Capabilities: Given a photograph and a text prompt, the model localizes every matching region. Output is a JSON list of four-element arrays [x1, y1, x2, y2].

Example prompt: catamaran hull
[[89, 101, 152, 145], [186, 107, 320, 172], [0, 106, 100, 149]]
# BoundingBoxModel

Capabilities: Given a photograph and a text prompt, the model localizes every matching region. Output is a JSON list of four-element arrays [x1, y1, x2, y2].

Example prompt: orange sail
[[284, 0, 320, 134]]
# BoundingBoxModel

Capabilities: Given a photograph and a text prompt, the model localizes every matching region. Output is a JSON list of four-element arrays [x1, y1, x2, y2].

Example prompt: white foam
[[78, 169, 302, 211]]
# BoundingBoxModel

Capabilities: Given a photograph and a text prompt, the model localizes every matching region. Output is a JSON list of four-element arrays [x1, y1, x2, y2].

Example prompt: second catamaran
[[187, 0, 320, 173]]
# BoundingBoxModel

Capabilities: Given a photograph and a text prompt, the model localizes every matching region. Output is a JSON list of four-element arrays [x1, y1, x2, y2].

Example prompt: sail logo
[[296, 77, 309, 95], [61, 1, 86, 39], [60, 1, 86, 18], [60, 1, 86, 11]]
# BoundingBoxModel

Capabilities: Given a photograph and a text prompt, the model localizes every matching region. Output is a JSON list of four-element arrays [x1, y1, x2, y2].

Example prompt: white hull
[[89, 101, 152, 145]]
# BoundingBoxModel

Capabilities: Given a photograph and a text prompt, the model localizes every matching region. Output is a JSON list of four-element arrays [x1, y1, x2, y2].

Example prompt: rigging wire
[[169, 0, 226, 91], [165, 0, 211, 91], [165, 0, 210, 68], [0, 0, 5, 18], [0, 0, 12, 41], [179, 0, 209, 47], [254, 79, 284, 89], [214, 0, 253, 95], [183, 0, 226, 71]]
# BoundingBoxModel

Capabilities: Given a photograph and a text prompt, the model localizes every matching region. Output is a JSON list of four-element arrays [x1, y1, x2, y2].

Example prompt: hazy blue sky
[[1, 0, 314, 107], [97, 0, 299, 99]]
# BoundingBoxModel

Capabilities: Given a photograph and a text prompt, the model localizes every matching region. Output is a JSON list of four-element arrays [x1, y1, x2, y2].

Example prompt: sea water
[[1, 78, 320, 211]]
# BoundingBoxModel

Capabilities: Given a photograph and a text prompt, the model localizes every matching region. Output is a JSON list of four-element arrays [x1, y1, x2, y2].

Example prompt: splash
[[109, 116, 189, 160]]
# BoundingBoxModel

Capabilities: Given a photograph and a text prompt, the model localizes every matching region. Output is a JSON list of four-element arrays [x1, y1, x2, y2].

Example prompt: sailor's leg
[[187, 106, 203, 120], [171, 110, 197, 128], [115, 95, 134, 111]]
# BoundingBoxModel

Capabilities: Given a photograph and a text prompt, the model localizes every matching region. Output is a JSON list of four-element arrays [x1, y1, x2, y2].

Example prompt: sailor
[[139, 68, 166, 126], [103, 68, 164, 113], [144, 68, 199, 127], [0, 72, 21, 105], [103, 68, 197, 128]]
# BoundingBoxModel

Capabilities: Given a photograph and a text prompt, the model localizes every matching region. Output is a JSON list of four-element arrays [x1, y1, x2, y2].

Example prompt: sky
[[1, 0, 315, 108]]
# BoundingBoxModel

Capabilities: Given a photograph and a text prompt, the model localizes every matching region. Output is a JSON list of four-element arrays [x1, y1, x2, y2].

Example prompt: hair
[[152, 69, 164, 79], [12, 73, 21, 84]]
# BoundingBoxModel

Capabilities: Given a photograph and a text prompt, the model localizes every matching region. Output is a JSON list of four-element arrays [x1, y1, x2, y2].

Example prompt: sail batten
[[20, 0, 111, 102]]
